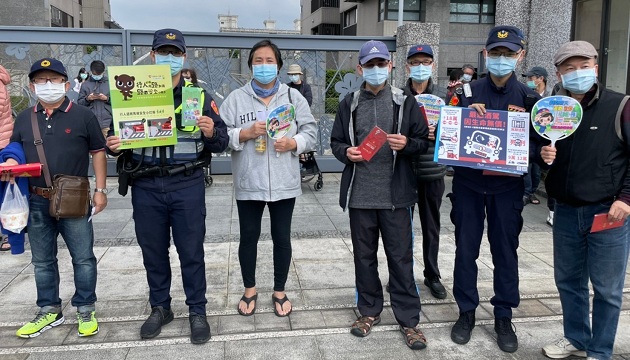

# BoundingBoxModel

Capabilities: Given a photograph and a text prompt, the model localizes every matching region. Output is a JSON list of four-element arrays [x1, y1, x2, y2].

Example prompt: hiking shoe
[[451, 310, 475, 344], [542, 337, 586, 358], [16, 311, 65, 338], [189, 312, 210, 344], [400, 325, 427, 350], [547, 211, 554, 226], [495, 317, 518, 353], [424, 277, 447, 299], [77, 311, 99, 337], [140, 306, 174, 339]]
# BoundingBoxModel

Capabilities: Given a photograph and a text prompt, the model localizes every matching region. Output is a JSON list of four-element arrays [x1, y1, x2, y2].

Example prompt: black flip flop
[[272, 294, 292, 317], [237, 293, 257, 316]]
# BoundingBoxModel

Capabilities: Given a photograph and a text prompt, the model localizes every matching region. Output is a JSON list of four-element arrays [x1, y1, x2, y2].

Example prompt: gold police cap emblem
[[497, 30, 508, 39], [165, 33, 176, 40], [41, 60, 51, 67]]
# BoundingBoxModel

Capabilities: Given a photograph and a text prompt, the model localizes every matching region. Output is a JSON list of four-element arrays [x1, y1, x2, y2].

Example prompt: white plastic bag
[[0, 184, 29, 233]]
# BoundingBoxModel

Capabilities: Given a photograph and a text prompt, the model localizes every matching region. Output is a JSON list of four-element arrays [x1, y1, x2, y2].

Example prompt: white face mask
[[34, 82, 67, 104]]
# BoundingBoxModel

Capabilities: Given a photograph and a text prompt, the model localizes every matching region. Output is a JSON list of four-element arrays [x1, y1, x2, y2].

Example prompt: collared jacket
[[538, 83, 630, 207], [456, 73, 540, 194], [78, 75, 112, 129], [331, 84, 430, 211], [0, 65, 13, 149]]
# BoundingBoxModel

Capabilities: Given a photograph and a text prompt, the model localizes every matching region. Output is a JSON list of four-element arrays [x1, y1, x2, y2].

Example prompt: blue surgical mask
[[80, 73, 87, 80], [526, 80, 537, 89], [486, 55, 519, 77], [155, 54, 184, 76], [561, 68, 597, 94], [462, 74, 473, 82], [92, 74, 103, 81], [289, 75, 300, 83], [362, 66, 389, 86], [409, 64, 432, 82], [252, 64, 278, 85]]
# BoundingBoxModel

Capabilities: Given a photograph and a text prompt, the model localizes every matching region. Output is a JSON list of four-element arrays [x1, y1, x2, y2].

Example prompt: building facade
[[1, 0, 120, 29], [301, 0, 630, 94]]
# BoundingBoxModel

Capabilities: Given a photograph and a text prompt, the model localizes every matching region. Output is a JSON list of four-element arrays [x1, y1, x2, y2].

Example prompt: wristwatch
[[95, 188, 109, 195]]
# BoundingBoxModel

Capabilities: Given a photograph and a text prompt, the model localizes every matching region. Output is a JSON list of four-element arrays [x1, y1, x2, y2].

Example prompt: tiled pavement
[[0, 174, 629, 359]]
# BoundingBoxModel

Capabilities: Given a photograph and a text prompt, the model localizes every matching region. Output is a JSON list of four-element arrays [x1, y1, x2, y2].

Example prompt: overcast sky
[[110, 0, 301, 32]]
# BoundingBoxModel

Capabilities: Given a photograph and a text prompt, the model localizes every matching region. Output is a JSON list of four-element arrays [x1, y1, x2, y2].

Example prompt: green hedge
[[10, 95, 30, 117], [325, 69, 354, 114]]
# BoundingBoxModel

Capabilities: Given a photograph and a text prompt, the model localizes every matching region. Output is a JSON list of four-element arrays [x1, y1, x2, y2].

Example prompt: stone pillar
[[495, 0, 573, 90], [395, 22, 440, 89], [526, 0, 573, 89]]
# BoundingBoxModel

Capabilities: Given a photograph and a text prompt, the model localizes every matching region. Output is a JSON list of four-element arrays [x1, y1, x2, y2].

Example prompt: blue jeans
[[554, 201, 630, 360], [28, 195, 97, 313]]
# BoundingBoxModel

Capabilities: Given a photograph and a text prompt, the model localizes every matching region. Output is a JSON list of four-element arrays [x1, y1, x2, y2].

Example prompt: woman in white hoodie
[[220, 40, 317, 318]]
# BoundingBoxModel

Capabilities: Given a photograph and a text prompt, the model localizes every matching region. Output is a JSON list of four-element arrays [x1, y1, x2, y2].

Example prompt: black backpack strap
[[287, 87, 293, 105]]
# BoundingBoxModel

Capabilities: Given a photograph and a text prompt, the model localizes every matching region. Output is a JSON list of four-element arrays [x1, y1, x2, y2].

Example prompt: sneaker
[[16, 311, 65, 338], [547, 211, 554, 226], [140, 306, 174, 339], [542, 337, 586, 358], [424, 277, 447, 299], [189, 312, 210, 344], [495, 317, 518, 353], [77, 311, 99, 337], [451, 310, 475, 344]]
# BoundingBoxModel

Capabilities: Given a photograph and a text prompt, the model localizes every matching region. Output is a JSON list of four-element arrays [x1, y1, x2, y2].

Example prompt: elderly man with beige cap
[[286, 64, 312, 106], [539, 40, 630, 360]]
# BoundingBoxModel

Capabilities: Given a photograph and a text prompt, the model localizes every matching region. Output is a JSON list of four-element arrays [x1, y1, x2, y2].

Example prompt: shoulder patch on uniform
[[507, 104, 526, 112], [211, 100, 219, 115]]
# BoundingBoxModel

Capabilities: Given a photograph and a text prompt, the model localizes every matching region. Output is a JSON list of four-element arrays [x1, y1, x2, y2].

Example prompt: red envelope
[[0, 163, 43, 177], [358, 126, 388, 162], [591, 213, 625, 233]]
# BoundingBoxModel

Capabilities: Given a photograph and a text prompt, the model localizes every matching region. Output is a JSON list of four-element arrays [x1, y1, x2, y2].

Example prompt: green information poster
[[108, 64, 177, 149]]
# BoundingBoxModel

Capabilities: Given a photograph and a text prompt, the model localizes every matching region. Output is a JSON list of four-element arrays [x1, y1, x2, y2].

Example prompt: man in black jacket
[[331, 40, 430, 350], [286, 64, 312, 106], [402, 44, 447, 299], [540, 40, 630, 360]]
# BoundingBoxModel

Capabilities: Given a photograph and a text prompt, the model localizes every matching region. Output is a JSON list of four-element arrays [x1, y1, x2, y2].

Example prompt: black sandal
[[0, 237, 10, 252], [401, 326, 428, 350], [350, 315, 381, 337], [271, 294, 292, 317], [237, 293, 257, 316], [530, 194, 540, 204]]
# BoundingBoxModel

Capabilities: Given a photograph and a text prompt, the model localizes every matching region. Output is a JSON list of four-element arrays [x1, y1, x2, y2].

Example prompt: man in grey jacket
[[78, 60, 111, 139]]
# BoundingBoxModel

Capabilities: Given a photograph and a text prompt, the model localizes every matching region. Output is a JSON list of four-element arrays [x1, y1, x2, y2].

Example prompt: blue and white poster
[[434, 106, 530, 174]]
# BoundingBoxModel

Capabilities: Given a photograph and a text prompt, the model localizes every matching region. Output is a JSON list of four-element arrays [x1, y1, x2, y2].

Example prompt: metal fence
[[0, 26, 397, 173]]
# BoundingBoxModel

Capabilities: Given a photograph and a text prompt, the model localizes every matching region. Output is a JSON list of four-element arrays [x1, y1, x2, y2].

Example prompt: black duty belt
[[129, 160, 207, 179]]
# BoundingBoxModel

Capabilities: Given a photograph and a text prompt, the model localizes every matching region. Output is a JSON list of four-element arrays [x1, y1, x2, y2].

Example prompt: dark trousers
[[132, 173, 207, 314], [415, 178, 445, 279], [449, 180, 524, 319], [236, 198, 295, 292], [349, 207, 420, 328]]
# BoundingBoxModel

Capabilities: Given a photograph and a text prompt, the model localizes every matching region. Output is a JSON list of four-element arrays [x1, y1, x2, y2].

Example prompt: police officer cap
[[486, 25, 526, 52], [553, 41, 598, 66], [28, 58, 68, 79], [152, 28, 186, 53]]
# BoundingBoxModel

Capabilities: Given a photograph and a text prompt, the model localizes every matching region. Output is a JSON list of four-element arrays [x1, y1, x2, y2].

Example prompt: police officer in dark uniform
[[448, 26, 540, 353], [106, 28, 228, 344]]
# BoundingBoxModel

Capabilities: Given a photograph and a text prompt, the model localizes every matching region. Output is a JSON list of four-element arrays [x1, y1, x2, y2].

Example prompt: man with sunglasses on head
[[106, 28, 228, 344], [447, 26, 540, 353], [3, 58, 107, 339], [331, 40, 430, 350]]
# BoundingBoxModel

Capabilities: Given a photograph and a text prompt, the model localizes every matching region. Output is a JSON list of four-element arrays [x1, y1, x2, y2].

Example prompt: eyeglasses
[[362, 61, 390, 69], [155, 49, 185, 57], [32, 76, 66, 85], [408, 60, 433, 66], [487, 50, 521, 59]]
